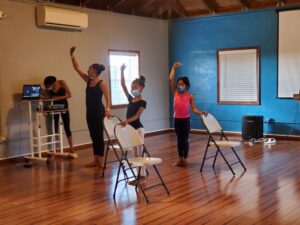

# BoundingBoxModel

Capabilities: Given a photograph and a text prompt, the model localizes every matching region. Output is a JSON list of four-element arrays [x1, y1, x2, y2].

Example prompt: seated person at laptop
[[42, 76, 76, 156]]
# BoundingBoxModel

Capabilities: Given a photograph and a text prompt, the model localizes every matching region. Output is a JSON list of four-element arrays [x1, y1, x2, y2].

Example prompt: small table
[[25, 99, 67, 163]]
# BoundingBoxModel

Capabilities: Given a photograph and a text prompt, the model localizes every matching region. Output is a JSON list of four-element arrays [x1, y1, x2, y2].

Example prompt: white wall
[[0, 0, 170, 159]]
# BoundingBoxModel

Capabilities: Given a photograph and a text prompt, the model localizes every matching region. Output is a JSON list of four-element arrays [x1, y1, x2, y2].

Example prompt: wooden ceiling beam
[[99, 0, 113, 9], [238, 0, 249, 10], [153, 0, 186, 19], [149, 0, 169, 18], [277, 0, 285, 6], [173, 0, 186, 18], [125, 0, 147, 14], [106, 0, 123, 10], [187, 9, 211, 17], [111, 0, 126, 10], [202, 0, 218, 14], [79, 0, 92, 7], [135, 0, 161, 12], [156, 1, 171, 18]]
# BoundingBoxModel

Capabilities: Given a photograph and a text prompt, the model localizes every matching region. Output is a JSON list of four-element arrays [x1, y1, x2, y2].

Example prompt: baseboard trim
[[190, 129, 300, 140], [263, 134, 300, 140], [145, 128, 174, 137], [190, 129, 243, 137]]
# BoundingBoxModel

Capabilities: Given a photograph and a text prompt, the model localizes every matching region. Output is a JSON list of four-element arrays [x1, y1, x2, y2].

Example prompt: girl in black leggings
[[70, 47, 111, 168], [43, 76, 75, 155]]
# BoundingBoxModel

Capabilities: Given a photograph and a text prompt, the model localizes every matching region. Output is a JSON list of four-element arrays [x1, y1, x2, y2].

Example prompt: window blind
[[218, 48, 259, 104]]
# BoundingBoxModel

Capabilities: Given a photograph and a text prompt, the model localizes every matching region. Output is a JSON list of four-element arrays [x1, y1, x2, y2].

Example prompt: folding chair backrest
[[114, 123, 143, 149], [201, 113, 222, 134], [103, 116, 121, 139]]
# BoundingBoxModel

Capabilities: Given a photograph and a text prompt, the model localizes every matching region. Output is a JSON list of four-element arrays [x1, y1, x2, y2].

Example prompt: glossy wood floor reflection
[[1, 133, 300, 225]]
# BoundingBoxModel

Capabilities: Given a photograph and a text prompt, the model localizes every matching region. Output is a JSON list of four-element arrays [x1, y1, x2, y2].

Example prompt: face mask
[[177, 85, 185, 93], [131, 89, 141, 97]]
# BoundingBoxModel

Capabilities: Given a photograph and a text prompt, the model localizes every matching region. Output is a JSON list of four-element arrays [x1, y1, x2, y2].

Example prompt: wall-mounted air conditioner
[[36, 6, 88, 31]]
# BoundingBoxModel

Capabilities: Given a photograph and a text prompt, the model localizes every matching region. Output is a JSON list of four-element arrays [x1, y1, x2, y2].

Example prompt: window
[[108, 50, 140, 108], [217, 47, 260, 105]]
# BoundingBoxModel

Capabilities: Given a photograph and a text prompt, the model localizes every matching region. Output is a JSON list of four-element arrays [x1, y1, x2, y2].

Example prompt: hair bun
[[100, 64, 105, 72], [139, 75, 146, 83], [91, 63, 105, 75]]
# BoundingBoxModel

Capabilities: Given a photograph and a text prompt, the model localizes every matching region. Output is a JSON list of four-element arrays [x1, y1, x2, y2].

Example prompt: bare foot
[[128, 176, 146, 186], [172, 159, 183, 167], [69, 152, 79, 159], [182, 159, 190, 167], [85, 161, 100, 168], [183, 162, 191, 168]]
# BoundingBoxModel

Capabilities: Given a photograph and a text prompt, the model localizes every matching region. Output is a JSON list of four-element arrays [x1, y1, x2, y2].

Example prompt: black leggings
[[54, 111, 72, 137], [174, 118, 190, 158], [86, 113, 104, 156]]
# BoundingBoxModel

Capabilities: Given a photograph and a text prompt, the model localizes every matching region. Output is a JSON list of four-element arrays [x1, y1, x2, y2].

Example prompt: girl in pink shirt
[[169, 62, 207, 167]]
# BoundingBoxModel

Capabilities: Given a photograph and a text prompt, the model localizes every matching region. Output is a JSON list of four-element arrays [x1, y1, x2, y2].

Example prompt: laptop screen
[[22, 85, 41, 100]]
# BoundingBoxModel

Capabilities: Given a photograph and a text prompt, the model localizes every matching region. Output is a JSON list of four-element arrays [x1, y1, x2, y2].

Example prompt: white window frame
[[217, 47, 260, 105], [108, 50, 140, 108]]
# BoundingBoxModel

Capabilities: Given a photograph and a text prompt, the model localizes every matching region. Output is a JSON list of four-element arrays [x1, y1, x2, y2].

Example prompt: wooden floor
[[1, 133, 300, 225]]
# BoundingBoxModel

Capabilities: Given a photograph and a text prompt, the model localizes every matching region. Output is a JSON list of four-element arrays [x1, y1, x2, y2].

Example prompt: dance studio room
[[1, 0, 300, 224]]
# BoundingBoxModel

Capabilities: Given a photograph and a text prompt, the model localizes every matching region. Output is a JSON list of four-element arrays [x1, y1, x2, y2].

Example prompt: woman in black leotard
[[70, 47, 111, 167], [43, 76, 75, 155]]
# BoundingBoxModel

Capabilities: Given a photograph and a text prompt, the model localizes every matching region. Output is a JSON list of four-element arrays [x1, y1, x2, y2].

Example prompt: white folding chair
[[200, 113, 246, 176], [102, 115, 125, 177], [113, 123, 170, 203]]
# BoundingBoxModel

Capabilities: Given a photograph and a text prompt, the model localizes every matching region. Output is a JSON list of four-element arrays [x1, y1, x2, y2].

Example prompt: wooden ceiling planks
[[51, 0, 300, 19]]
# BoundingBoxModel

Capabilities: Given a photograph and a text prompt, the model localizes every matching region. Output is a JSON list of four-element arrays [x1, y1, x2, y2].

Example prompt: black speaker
[[242, 116, 264, 140]]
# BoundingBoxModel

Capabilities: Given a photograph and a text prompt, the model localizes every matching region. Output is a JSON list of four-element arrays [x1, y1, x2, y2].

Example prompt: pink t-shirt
[[174, 92, 191, 118]]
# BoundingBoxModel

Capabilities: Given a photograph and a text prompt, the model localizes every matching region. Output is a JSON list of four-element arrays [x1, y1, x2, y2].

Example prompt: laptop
[[22, 84, 41, 100]]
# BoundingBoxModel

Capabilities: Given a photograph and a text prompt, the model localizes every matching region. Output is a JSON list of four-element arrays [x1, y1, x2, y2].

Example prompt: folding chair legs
[[216, 148, 235, 176], [212, 150, 218, 168], [113, 161, 123, 199], [200, 139, 211, 172], [152, 165, 170, 195], [201, 146, 248, 176], [113, 144, 169, 203], [113, 158, 149, 203], [101, 144, 110, 177], [230, 147, 247, 172], [102, 142, 129, 179], [113, 163, 169, 202]]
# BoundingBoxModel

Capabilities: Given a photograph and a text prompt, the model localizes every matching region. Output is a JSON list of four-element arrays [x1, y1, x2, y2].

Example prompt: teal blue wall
[[169, 9, 300, 135]]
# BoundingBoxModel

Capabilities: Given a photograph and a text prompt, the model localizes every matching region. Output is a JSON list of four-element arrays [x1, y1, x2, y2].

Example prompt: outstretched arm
[[120, 64, 130, 98], [70, 46, 89, 82], [190, 94, 207, 115], [169, 62, 182, 95]]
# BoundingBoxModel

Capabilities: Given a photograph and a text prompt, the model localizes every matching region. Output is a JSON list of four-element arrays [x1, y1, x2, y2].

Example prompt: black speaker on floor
[[242, 115, 264, 140]]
